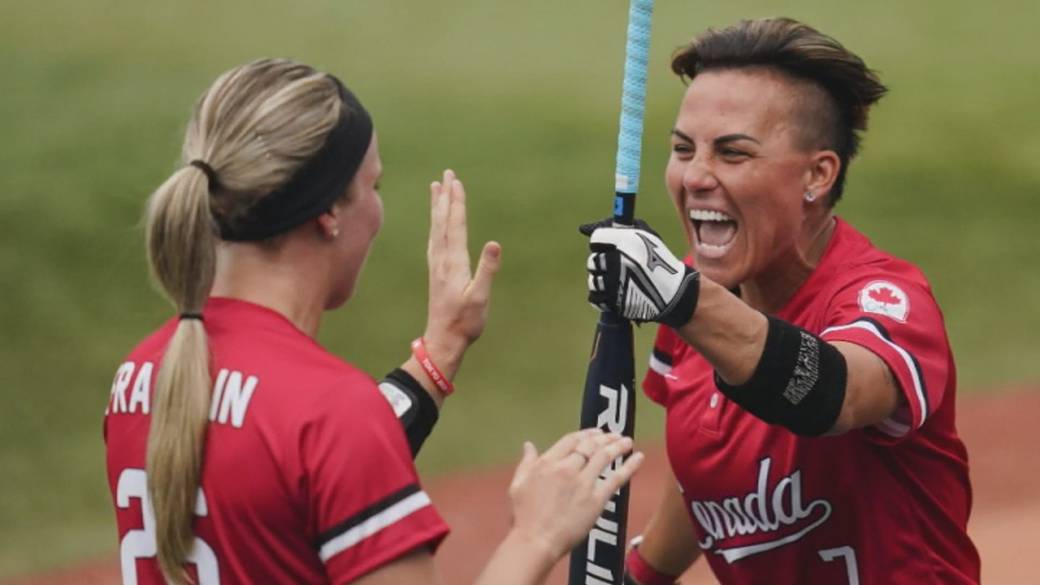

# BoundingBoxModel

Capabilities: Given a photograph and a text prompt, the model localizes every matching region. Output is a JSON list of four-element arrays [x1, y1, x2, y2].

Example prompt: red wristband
[[625, 547, 678, 585], [410, 337, 455, 396]]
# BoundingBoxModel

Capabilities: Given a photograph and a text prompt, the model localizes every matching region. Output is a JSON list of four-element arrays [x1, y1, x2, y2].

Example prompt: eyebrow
[[670, 129, 760, 146], [671, 129, 693, 142], [715, 133, 760, 146]]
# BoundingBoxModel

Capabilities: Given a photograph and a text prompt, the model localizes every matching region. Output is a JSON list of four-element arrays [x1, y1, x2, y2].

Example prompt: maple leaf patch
[[858, 281, 910, 322]]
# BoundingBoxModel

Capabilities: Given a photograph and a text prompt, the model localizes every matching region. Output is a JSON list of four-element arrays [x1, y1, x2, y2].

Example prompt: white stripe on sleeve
[[319, 491, 432, 562], [821, 321, 928, 428], [876, 417, 912, 437], [649, 353, 672, 377]]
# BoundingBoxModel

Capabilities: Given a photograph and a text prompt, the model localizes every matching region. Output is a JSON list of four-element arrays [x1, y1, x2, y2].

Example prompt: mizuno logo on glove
[[637, 232, 678, 275]]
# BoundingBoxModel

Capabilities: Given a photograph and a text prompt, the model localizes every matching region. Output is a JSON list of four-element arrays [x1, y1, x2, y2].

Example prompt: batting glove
[[581, 219, 700, 329]]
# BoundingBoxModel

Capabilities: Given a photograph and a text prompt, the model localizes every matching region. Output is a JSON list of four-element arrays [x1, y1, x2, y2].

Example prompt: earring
[[804, 191, 816, 203], [331, 228, 340, 238]]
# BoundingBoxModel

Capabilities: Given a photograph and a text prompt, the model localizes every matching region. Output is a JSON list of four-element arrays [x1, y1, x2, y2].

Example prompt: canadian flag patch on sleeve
[[859, 281, 910, 322]]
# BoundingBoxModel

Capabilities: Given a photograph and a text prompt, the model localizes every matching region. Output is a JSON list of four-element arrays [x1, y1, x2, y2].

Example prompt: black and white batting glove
[[581, 219, 700, 329]]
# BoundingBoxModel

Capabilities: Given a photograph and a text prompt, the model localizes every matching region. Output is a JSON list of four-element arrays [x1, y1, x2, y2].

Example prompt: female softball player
[[582, 18, 980, 585], [104, 58, 643, 585]]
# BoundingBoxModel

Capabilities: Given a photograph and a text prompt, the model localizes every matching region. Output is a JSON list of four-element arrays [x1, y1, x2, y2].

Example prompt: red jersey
[[104, 298, 448, 584], [644, 218, 979, 584]]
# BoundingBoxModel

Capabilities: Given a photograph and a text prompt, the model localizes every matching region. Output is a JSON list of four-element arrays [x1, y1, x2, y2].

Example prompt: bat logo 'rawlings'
[[580, 383, 631, 584], [858, 281, 910, 322], [636, 232, 678, 275]]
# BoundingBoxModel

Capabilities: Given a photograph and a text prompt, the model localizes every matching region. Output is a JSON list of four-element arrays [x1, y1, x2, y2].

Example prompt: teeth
[[688, 209, 734, 222]]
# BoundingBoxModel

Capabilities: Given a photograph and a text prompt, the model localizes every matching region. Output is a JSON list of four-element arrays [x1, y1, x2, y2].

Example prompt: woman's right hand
[[421, 169, 501, 381], [506, 429, 645, 564], [362, 431, 643, 585]]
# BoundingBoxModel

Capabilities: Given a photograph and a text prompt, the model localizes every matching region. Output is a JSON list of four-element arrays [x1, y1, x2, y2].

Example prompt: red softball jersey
[[104, 298, 448, 584], [644, 218, 980, 584]]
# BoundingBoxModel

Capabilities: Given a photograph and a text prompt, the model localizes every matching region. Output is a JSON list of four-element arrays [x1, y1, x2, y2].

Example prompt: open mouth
[[689, 208, 737, 258]]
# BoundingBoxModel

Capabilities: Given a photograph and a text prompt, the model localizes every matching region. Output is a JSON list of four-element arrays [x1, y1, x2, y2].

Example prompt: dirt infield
[[8, 386, 1038, 584]]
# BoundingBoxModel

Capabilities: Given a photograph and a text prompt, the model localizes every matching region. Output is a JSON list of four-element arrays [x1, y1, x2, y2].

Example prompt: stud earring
[[331, 228, 340, 238], [804, 191, 816, 203]]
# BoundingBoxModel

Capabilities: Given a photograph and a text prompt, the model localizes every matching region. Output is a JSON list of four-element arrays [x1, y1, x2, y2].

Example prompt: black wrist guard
[[714, 316, 847, 436], [659, 269, 700, 330], [379, 368, 440, 457]]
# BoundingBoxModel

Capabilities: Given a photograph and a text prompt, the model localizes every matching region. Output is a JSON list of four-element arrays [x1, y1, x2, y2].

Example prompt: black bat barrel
[[568, 310, 636, 585]]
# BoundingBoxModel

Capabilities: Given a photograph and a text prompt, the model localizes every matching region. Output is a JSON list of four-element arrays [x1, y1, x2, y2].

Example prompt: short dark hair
[[671, 18, 888, 204]]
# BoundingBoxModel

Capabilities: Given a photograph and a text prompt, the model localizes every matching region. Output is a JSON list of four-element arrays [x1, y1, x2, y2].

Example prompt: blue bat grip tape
[[614, 0, 654, 196]]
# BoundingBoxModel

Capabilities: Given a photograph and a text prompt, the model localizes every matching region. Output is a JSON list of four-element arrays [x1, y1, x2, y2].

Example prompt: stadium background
[[2, 0, 1037, 580]]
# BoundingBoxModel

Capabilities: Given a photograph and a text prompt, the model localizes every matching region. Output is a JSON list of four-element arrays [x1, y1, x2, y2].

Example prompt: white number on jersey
[[818, 545, 860, 585], [116, 468, 220, 584]]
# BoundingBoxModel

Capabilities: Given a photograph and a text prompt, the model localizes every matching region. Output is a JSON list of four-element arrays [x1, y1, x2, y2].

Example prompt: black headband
[[217, 77, 374, 242]]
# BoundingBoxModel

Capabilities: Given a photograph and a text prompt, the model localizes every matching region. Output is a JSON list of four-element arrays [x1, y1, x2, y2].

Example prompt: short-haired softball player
[[582, 18, 980, 584], [104, 58, 643, 585]]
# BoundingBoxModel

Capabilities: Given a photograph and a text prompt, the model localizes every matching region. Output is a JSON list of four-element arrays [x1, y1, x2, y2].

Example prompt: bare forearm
[[636, 474, 700, 578], [827, 342, 901, 432], [674, 277, 768, 385], [473, 529, 556, 585], [673, 280, 899, 434]]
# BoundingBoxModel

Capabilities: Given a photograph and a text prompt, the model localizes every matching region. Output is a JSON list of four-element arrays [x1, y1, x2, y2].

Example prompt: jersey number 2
[[116, 468, 220, 584]]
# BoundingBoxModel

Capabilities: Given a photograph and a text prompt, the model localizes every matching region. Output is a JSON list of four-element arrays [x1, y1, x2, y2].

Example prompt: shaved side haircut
[[671, 18, 888, 204]]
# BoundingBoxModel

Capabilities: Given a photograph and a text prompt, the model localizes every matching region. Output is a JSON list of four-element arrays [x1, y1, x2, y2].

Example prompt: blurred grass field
[[1, 0, 1038, 577]]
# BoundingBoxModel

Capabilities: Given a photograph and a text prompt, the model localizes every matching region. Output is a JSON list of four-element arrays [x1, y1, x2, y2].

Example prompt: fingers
[[428, 173, 452, 254], [587, 273, 605, 293], [469, 241, 502, 301], [587, 253, 608, 295], [446, 174, 468, 256], [542, 428, 603, 461], [578, 218, 613, 237], [579, 217, 661, 238], [581, 435, 633, 479], [566, 432, 625, 465], [595, 451, 645, 501], [587, 253, 608, 273], [522, 440, 538, 461], [424, 169, 501, 348], [632, 218, 662, 239], [586, 244, 618, 311], [510, 440, 539, 491], [589, 227, 624, 246], [430, 169, 475, 277], [506, 430, 640, 559]]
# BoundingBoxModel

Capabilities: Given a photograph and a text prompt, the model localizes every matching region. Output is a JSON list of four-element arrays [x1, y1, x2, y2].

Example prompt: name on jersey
[[105, 361, 258, 429], [690, 457, 832, 564]]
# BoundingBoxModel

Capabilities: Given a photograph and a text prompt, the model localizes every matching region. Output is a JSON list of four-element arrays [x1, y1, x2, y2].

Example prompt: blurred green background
[[2, 0, 1037, 577]]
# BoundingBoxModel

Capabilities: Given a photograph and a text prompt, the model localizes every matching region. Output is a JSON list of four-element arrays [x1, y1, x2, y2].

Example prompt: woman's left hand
[[421, 169, 502, 380]]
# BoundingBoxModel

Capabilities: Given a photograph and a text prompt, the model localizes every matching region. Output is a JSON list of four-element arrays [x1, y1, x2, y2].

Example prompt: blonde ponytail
[[142, 58, 345, 583], [145, 166, 216, 584]]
